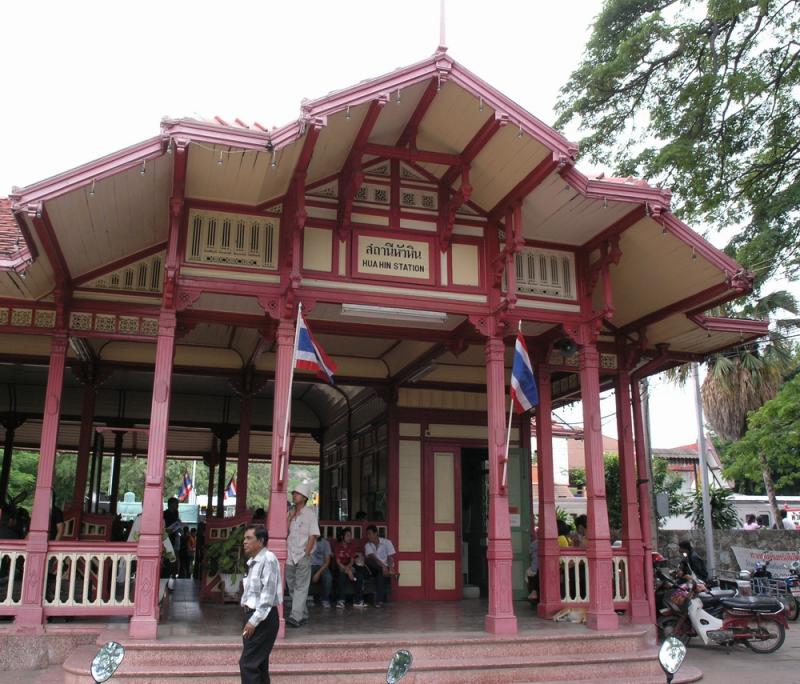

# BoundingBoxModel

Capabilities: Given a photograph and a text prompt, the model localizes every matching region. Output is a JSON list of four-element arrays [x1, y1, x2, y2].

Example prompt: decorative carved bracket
[[438, 167, 472, 252], [561, 319, 602, 348], [587, 236, 622, 291], [468, 313, 508, 340]]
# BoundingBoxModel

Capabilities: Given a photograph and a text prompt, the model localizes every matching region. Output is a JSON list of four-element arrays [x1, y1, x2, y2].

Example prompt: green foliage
[[556, 0, 800, 288], [652, 457, 685, 525], [725, 373, 800, 492], [204, 526, 246, 575], [680, 486, 740, 530], [566, 467, 586, 489], [555, 506, 575, 530]]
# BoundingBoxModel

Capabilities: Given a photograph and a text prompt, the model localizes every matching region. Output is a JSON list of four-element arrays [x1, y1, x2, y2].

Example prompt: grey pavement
[[684, 618, 800, 683]]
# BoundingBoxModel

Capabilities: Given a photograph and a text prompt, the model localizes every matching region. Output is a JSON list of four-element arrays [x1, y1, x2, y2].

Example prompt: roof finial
[[437, 0, 448, 53]]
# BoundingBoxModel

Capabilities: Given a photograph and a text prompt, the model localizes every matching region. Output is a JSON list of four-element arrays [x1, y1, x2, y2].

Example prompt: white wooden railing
[[0, 543, 26, 608], [612, 554, 630, 602], [558, 551, 631, 605], [43, 543, 136, 611], [560, 554, 589, 603]]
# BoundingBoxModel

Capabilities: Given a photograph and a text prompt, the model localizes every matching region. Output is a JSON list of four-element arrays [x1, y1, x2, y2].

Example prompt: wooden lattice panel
[[186, 209, 279, 270]]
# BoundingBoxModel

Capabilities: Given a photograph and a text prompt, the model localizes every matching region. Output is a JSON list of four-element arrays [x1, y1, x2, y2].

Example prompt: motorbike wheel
[[658, 616, 690, 646], [744, 618, 786, 654], [785, 595, 800, 621]]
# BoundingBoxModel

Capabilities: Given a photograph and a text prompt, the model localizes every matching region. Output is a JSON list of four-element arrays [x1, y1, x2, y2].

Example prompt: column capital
[[468, 313, 508, 340]]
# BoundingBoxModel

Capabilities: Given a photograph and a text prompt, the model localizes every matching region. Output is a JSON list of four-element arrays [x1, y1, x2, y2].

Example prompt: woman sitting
[[335, 527, 366, 608]]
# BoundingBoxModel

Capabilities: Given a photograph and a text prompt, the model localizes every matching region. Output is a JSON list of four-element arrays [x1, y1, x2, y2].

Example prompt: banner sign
[[355, 234, 431, 282], [731, 545, 800, 577]]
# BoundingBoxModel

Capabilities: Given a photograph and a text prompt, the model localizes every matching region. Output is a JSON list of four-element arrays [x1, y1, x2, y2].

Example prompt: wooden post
[[615, 371, 649, 621], [236, 395, 252, 514], [535, 368, 562, 618], [72, 383, 96, 509], [267, 317, 294, 638], [579, 334, 618, 630], [0, 414, 24, 506], [484, 328, 517, 635], [109, 431, 124, 516], [17, 332, 68, 631], [129, 311, 176, 639]]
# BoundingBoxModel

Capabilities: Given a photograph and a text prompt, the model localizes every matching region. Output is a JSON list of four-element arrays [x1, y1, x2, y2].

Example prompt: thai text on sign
[[357, 236, 430, 280]]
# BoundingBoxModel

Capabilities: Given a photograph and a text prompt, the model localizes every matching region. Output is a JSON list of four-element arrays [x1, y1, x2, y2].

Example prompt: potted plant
[[205, 526, 246, 601]]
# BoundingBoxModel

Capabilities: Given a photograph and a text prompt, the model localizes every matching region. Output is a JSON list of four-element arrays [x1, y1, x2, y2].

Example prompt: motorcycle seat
[[699, 590, 735, 607], [720, 595, 784, 613]]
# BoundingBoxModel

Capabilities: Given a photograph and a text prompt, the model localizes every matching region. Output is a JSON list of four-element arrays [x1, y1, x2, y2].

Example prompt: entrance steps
[[61, 627, 702, 683]]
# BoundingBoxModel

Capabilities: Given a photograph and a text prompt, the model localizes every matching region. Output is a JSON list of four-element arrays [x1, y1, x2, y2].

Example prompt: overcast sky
[[0, 0, 761, 448]]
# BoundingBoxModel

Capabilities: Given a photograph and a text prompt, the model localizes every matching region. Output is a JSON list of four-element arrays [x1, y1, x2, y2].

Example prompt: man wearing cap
[[285, 481, 319, 627]]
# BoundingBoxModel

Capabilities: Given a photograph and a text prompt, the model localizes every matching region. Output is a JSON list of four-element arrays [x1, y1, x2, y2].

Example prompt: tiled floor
[[157, 579, 574, 642]]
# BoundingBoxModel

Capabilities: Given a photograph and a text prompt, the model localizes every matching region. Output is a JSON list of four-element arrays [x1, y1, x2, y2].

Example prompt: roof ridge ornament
[[436, 0, 448, 55]]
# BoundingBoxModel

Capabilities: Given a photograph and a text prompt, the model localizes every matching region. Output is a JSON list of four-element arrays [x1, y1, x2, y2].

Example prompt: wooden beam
[[73, 241, 168, 287], [28, 205, 71, 289], [488, 154, 560, 222], [338, 98, 387, 239], [582, 205, 647, 253], [440, 116, 502, 188], [362, 143, 462, 167], [396, 77, 439, 149]]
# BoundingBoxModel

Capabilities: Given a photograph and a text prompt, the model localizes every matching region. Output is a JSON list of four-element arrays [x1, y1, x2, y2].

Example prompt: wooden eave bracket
[[438, 167, 472, 252], [587, 236, 623, 318]]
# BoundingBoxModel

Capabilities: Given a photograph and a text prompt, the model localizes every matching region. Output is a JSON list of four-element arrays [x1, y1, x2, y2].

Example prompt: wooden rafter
[[338, 98, 387, 240], [440, 116, 502, 188], [395, 77, 439, 149], [488, 154, 560, 222], [362, 143, 461, 167]]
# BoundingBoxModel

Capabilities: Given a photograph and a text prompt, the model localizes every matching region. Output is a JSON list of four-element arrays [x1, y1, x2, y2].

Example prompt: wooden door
[[422, 445, 461, 600]]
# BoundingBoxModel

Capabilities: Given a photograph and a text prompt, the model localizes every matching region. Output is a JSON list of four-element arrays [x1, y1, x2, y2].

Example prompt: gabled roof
[[0, 197, 31, 269]]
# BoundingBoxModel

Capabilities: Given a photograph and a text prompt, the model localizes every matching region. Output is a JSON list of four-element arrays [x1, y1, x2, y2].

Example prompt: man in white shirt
[[285, 481, 319, 627], [781, 510, 796, 530], [364, 524, 396, 607], [239, 524, 282, 684]]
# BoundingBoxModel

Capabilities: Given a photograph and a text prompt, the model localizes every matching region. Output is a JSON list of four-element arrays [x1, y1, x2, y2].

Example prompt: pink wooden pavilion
[[0, 47, 766, 643]]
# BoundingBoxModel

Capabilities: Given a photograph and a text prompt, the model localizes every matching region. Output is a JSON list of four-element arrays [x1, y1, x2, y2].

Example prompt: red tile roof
[[0, 197, 24, 262]]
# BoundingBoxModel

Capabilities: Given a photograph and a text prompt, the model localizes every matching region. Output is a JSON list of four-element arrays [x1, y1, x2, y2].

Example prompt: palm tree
[[668, 291, 797, 525]]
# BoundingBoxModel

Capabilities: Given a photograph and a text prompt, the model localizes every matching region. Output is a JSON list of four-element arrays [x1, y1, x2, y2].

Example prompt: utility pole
[[641, 378, 658, 546], [692, 363, 716, 577]]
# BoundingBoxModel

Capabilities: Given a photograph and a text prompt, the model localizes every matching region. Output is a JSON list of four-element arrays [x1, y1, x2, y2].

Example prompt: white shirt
[[286, 505, 320, 564], [783, 517, 796, 530], [364, 537, 396, 566], [240, 548, 282, 626]]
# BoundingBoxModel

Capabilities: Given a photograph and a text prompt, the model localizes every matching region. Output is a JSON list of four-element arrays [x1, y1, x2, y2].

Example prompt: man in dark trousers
[[239, 524, 282, 684]]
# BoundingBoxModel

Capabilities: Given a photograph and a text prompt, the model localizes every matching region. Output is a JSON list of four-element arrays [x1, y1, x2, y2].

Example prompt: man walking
[[285, 481, 319, 627], [240, 524, 282, 684]]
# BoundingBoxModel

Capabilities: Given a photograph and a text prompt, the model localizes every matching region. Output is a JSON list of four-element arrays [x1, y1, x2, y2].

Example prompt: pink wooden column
[[535, 368, 561, 618], [17, 331, 68, 631], [484, 328, 517, 635], [129, 310, 176, 639], [631, 377, 656, 621], [578, 334, 619, 630], [267, 317, 294, 638], [72, 382, 96, 509], [235, 394, 252, 515], [615, 371, 649, 621]]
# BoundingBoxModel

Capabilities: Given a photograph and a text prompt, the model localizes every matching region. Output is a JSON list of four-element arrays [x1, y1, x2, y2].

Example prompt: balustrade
[[0, 542, 26, 610], [557, 549, 631, 607]]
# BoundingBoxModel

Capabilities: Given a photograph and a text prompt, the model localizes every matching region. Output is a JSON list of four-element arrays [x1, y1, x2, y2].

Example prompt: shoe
[[285, 616, 302, 628], [336, 600, 345, 609], [353, 601, 367, 608], [321, 600, 331, 608], [374, 602, 383, 608]]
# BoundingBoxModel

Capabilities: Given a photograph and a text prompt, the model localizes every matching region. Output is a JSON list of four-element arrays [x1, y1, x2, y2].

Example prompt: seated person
[[335, 527, 365, 608], [526, 535, 539, 602], [363, 525, 396, 607], [310, 533, 334, 608], [557, 520, 572, 548]]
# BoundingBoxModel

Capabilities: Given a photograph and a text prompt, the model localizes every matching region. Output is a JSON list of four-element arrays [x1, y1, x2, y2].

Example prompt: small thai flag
[[177, 471, 192, 502], [224, 478, 237, 500], [295, 311, 337, 384], [510, 332, 538, 413]]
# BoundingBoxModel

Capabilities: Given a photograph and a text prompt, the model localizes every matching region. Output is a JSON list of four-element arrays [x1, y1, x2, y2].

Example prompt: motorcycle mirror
[[90, 641, 125, 683], [386, 649, 413, 684], [658, 636, 686, 684]]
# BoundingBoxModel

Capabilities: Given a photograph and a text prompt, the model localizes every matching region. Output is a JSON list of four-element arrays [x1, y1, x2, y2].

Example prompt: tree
[[681, 486, 740, 529], [556, 0, 800, 288], [725, 372, 800, 496]]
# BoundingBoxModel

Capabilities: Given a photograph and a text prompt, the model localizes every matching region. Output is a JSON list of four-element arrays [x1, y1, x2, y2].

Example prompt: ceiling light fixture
[[340, 304, 447, 324]]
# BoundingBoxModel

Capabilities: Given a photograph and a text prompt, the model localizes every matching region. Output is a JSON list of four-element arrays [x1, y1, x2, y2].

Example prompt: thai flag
[[177, 471, 192, 502], [224, 478, 237, 500], [510, 332, 538, 413], [295, 311, 337, 384]]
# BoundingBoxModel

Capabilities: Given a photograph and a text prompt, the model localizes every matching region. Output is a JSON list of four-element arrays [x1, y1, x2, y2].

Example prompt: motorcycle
[[658, 571, 789, 653], [781, 561, 800, 621]]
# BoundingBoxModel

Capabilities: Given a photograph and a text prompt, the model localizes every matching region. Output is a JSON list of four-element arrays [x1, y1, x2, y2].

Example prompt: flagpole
[[190, 460, 196, 504], [280, 302, 302, 484], [502, 321, 523, 490]]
